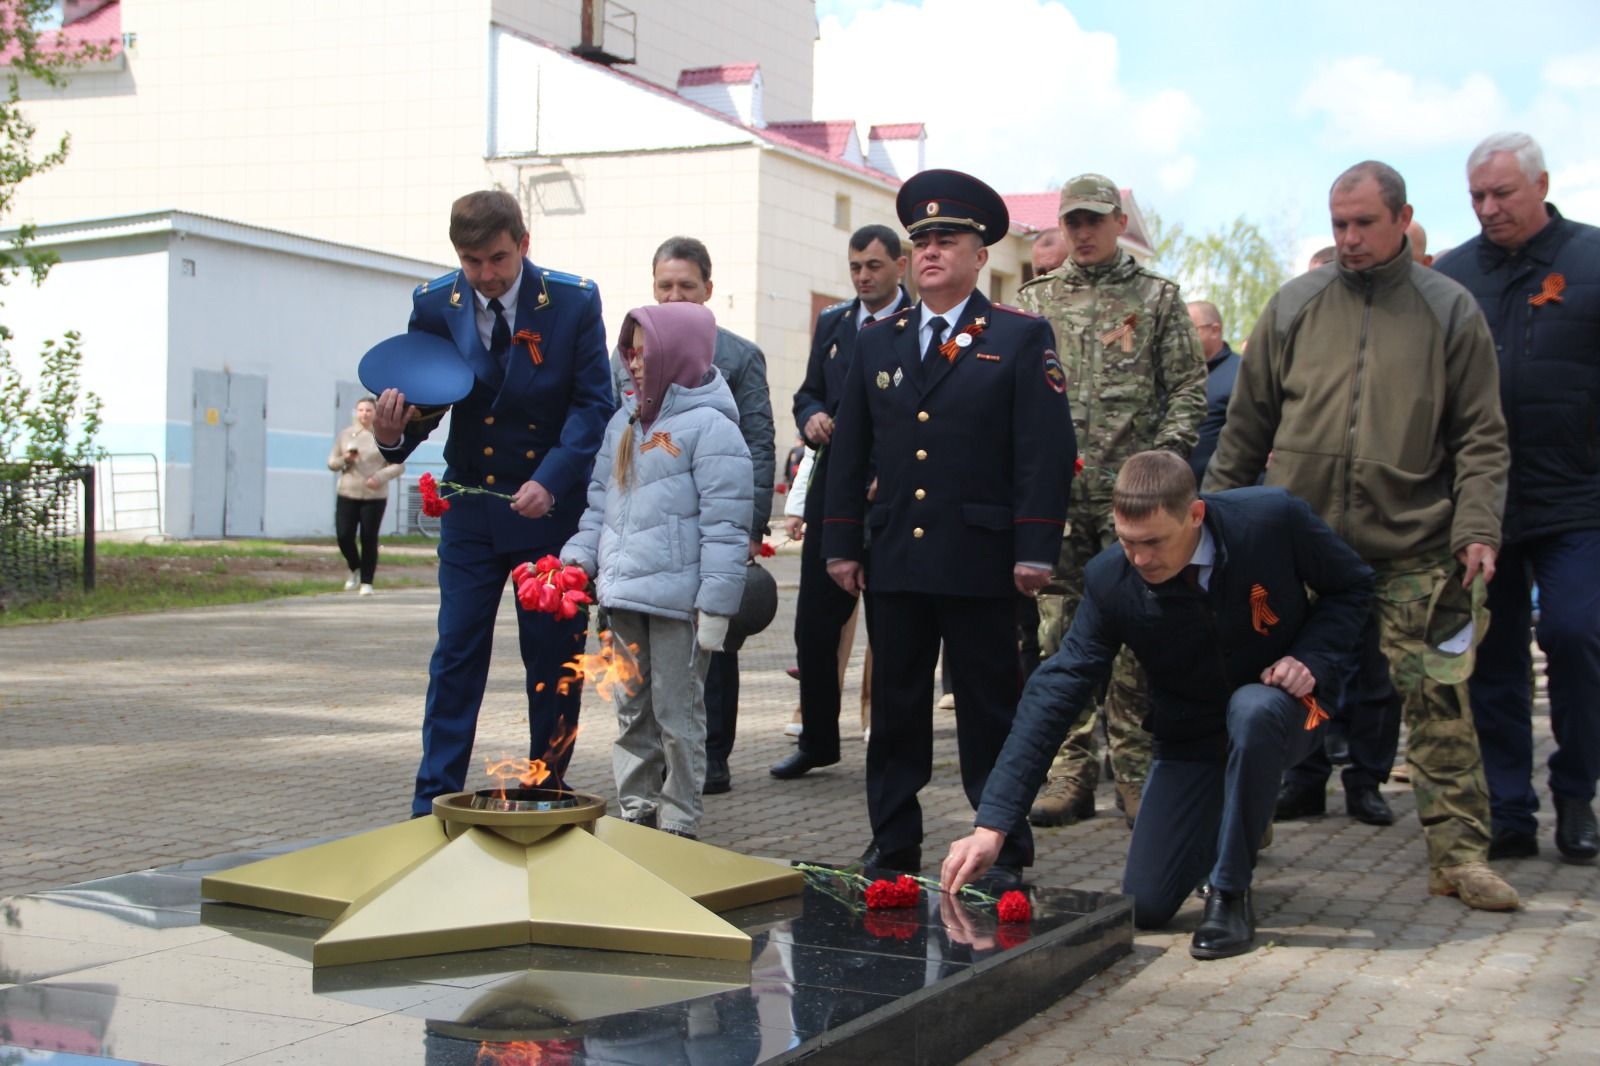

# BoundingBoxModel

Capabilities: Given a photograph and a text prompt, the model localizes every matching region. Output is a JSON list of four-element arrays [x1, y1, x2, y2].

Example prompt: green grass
[[3, 537, 438, 625], [94, 539, 304, 559]]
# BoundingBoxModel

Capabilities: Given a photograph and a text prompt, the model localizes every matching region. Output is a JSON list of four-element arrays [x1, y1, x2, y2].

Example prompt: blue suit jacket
[[821, 291, 1075, 597], [381, 259, 615, 553]]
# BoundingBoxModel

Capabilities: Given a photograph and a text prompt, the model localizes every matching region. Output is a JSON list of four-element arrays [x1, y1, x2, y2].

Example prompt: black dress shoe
[[1554, 795, 1599, 864], [857, 842, 921, 873], [1274, 782, 1327, 822], [1487, 826, 1539, 860], [769, 750, 838, 780], [1345, 784, 1394, 826], [1190, 888, 1255, 960], [703, 757, 731, 795]]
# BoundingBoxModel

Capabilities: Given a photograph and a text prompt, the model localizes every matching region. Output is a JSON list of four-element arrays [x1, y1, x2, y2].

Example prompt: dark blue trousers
[[411, 499, 587, 816], [1468, 529, 1600, 835], [1122, 684, 1321, 929], [704, 650, 740, 764]]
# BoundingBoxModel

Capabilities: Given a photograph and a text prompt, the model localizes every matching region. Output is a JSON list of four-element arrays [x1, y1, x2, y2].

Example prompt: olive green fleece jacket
[[1203, 244, 1507, 561]]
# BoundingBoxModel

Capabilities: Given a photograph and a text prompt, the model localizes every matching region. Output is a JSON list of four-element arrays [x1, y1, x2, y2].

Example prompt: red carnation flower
[[758, 542, 777, 558], [997, 890, 1031, 923], [865, 875, 920, 909], [417, 471, 450, 517], [1074, 456, 1085, 475]]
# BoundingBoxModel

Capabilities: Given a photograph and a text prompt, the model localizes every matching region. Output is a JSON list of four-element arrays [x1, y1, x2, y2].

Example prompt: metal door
[[224, 373, 266, 536], [191, 370, 267, 537], [191, 370, 228, 537]]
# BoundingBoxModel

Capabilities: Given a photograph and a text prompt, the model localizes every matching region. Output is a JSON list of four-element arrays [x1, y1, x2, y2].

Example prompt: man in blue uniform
[[942, 452, 1374, 959], [373, 190, 614, 816], [771, 223, 908, 781], [822, 169, 1075, 880]]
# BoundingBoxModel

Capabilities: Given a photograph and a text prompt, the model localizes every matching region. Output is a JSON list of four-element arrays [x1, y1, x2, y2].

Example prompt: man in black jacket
[[772, 225, 908, 780], [942, 451, 1373, 959], [1435, 131, 1600, 864]]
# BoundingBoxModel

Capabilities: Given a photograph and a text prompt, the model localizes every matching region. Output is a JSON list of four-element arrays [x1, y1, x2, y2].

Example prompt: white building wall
[[5, 218, 450, 538], [492, 0, 816, 123], [15, 0, 495, 264]]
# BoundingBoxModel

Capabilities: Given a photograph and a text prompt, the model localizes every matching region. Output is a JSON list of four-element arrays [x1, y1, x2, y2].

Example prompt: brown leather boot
[[1028, 776, 1096, 827], [1115, 781, 1143, 828], [1428, 862, 1520, 910]]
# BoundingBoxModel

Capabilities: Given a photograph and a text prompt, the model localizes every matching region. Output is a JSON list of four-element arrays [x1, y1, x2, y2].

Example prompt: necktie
[[487, 297, 511, 369], [922, 315, 947, 363]]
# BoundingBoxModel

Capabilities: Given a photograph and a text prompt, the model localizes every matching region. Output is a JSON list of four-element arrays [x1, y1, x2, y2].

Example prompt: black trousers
[[864, 589, 1032, 868], [335, 495, 387, 583], [1283, 610, 1400, 793], [794, 451, 861, 763], [704, 650, 739, 764]]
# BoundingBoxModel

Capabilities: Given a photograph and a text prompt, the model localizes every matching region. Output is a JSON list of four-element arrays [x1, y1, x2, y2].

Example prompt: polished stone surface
[[0, 851, 1130, 1065]]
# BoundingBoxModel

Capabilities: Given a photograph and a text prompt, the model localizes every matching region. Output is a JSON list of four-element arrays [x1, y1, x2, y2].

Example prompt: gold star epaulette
[[541, 269, 594, 290], [415, 269, 460, 298], [891, 307, 915, 330]]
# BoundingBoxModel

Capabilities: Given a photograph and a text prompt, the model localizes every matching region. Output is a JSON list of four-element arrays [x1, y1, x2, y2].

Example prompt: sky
[[812, 0, 1600, 267]]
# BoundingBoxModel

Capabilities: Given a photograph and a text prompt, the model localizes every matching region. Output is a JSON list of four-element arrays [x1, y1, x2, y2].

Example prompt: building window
[[989, 271, 1008, 304], [834, 194, 851, 230]]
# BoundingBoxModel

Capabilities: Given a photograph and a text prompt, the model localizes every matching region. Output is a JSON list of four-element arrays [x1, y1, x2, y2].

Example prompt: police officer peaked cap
[[725, 561, 778, 653], [359, 332, 474, 407], [897, 169, 1010, 246]]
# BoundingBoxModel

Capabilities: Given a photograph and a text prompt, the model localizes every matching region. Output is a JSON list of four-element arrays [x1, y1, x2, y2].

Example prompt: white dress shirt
[[473, 271, 523, 352], [917, 294, 973, 358]]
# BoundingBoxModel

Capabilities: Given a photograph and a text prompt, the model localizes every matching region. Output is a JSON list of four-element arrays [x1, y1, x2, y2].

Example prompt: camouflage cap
[[1422, 569, 1490, 685], [1059, 173, 1123, 217]]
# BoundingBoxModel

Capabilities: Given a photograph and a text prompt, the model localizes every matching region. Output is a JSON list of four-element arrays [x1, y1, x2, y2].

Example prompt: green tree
[[1145, 210, 1291, 351], [0, 0, 110, 475]]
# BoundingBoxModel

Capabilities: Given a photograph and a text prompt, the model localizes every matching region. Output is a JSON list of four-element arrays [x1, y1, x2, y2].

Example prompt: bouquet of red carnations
[[511, 555, 593, 621]]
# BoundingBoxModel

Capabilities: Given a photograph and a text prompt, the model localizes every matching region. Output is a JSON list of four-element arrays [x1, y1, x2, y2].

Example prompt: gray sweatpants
[[607, 607, 711, 835]]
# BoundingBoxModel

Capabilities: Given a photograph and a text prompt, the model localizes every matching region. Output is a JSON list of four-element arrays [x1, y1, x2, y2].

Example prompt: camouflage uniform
[[1017, 246, 1207, 793], [1374, 549, 1493, 869]]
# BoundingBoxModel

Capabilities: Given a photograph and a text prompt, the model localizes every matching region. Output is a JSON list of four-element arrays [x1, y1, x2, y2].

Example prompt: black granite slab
[[0, 855, 1130, 1065]]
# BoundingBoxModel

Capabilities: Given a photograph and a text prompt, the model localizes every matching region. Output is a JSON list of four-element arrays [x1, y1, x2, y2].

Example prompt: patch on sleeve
[[1043, 351, 1066, 394]]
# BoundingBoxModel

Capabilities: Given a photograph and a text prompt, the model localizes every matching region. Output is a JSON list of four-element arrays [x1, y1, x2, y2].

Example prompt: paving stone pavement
[[2, 547, 1598, 1064]]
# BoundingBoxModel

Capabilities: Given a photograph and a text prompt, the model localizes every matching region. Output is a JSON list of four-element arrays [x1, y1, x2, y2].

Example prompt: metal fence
[[0, 464, 95, 606]]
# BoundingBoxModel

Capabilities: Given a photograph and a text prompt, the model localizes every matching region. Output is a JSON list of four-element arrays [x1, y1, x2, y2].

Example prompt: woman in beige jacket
[[329, 397, 405, 595]]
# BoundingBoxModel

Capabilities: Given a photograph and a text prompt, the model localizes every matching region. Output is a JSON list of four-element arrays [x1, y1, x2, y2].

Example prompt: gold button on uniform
[[913, 527, 925, 538], [528, 423, 538, 431], [525, 450, 535, 459], [915, 489, 926, 500], [485, 475, 496, 486], [915, 449, 928, 460], [483, 416, 495, 425], [483, 446, 494, 457], [917, 410, 930, 422]]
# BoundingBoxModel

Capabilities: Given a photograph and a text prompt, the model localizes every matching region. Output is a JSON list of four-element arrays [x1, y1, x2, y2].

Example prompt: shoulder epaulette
[[540, 268, 595, 290], [824, 298, 852, 313], [415, 270, 459, 297], [992, 303, 1042, 319], [870, 306, 915, 329], [1018, 272, 1055, 292]]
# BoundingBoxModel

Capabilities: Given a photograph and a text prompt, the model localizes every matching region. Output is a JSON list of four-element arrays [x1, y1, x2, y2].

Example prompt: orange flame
[[555, 629, 642, 701], [475, 1041, 549, 1065], [483, 719, 582, 797]]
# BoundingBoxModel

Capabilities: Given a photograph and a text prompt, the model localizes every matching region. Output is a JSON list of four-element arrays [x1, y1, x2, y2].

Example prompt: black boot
[[1190, 888, 1255, 960], [1274, 780, 1326, 821], [1554, 795, 1599, 864], [1345, 783, 1394, 826], [703, 756, 732, 795]]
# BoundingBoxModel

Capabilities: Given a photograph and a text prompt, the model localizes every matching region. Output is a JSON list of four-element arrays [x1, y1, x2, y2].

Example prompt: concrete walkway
[[2, 551, 1596, 1063]]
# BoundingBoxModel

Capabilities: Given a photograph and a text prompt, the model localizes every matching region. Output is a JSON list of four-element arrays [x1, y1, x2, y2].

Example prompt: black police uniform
[[821, 170, 1076, 871]]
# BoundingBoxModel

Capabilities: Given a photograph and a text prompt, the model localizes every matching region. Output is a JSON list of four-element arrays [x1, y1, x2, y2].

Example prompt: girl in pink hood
[[561, 302, 753, 838]]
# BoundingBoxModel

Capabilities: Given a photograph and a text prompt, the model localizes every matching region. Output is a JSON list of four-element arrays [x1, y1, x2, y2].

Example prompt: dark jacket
[[1189, 343, 1240, 483], [821, 291, 1074, 597], [1434, 205, 1600, 543], [976, 487, 1373, 834], [793, 288, 909, 436], [383, 260, 614, 554]]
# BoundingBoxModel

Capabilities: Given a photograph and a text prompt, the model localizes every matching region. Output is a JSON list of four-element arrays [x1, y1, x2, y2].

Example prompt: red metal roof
[[868, 123, 925, 140], [765, 120, 858, 159], [677, 63, 759, 87], [0, 0, 121, 63], [1002, 192, 1061, 234]]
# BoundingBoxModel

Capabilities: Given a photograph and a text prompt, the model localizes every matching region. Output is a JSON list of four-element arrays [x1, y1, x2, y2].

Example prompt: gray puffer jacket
[[563, 369, 753, 620]]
